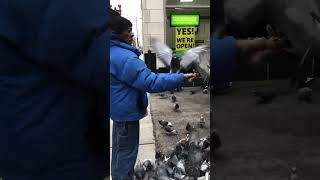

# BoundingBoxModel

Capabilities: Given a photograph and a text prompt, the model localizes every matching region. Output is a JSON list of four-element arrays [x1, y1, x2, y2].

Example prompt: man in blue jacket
[[0, 1, 109, 179], [110, 15, 198, 179]]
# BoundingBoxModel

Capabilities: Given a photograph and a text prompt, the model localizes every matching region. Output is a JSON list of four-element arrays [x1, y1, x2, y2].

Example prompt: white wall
[[141, 0, 166, 68]]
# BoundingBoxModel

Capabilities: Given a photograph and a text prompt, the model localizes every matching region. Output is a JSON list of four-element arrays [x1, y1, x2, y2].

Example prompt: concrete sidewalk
[[109, 96, 155, 175]]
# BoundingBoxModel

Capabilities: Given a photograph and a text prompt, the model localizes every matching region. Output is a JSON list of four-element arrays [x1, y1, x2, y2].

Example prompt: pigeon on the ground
[[289, 166, 299, 180], [155, 161, 169, 178], [199, 138, 210, 150], [164, 126, 178, 135], [159, 120, 173, 127], [297, 87, 312, 102], [199, 114, 205, 128], [134, 160, 145, 180], [252, 88, 277, 103], [186, 122, 195, 132], [173, 103, 180, 111], [159, 93, 168, 99], [156, 150, 164, 161], [171, 95, 177, 103], [202, 89, 208, 94], [200, 160, 210, 173], [179, 134, 190, 146], [143, 159, 154, 171]]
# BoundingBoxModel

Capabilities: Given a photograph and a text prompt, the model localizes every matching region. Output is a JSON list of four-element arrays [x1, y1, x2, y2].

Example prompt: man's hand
[[184, 73, 200, 82]]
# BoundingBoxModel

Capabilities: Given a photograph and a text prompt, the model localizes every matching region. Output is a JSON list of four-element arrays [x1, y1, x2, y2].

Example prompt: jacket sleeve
[[119, 57, 185, 93]]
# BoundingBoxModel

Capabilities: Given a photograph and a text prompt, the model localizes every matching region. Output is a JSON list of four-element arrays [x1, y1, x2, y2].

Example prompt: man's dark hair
[[110, 8, 120, 17], [110, 15, 132, 34]]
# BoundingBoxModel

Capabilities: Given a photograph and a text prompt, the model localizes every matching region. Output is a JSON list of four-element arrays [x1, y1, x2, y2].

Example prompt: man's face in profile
[[119, 27, 134, 44], [128, 32, 134, 45]]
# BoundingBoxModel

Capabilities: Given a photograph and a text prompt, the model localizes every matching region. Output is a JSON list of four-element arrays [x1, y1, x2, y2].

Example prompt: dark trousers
[[111, 121, 139, 180]]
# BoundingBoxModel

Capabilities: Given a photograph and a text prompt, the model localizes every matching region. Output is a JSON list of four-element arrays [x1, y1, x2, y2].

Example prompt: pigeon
[[175, 142, 184, 155], [252, 88, 277, 103], [211, 129, 222, 150], [155, 161, 169, 178], [164, 126, 178, 135], [297, 87, 312, 102], [143, 159, 154, 171], [186, 122, 195, 132], [199, 114, 205, 128], [159, 93, 168, 98], [190, 90, 196, 95], [202, 89, 208, 94], [289, 166, 299, 180], [200, 160, 210, 173], [197, 172, 210, 180], [159, 120, 173, 127], [156, 150, 165, 161], [173, 103, 180, 111], [168, 155, 179, 167], [151, 38, 210, 80], [175, 160, 186, 175], [291, 46, 317, 89], [179, 134, 190, 146], [199, 138, 210, 150], [166, 166, 174, 176], [171, 95, 177, 103], [186, 148, 203, 177], [173, 172, 186, 180], [202, 147, 210, 162], [134, 160, 145, 180]]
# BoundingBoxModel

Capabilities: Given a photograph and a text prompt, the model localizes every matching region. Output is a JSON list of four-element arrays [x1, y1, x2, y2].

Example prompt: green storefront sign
[[171, 14, 200, 27]]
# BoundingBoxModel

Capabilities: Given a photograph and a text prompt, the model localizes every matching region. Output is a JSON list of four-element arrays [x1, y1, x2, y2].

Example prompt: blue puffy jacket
[[0, 1, 108, 179], [110, 36, 185, 121]]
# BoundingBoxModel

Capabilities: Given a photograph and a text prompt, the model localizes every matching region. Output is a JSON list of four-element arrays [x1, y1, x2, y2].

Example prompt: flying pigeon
[[151, 38, 210, 79]]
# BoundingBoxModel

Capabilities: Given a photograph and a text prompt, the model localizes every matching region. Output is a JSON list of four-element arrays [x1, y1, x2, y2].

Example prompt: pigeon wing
[[181, 45, 210, 78], [151, 37, 173, 67]]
